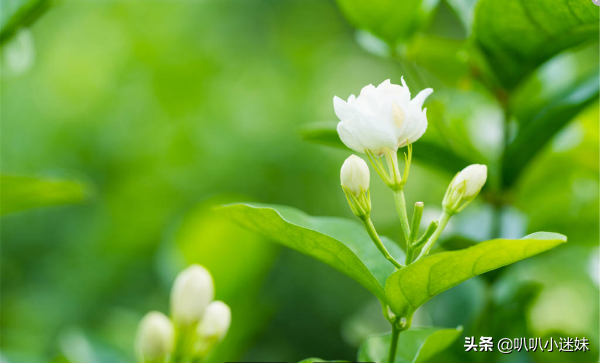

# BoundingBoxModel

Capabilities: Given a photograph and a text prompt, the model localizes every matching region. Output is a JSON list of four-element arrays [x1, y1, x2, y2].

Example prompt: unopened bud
[[341, 155, 370, 197], [171, 265, 214, 326], [135, 311, 174, 362], [194, 301, 231, 357], [443, 164, 487, 214], [340, 155, 371, 218], [198, 301, 231, 341]]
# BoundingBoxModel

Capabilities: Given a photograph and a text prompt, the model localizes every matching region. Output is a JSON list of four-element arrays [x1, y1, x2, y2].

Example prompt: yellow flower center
[[392, 104, 405, 128]]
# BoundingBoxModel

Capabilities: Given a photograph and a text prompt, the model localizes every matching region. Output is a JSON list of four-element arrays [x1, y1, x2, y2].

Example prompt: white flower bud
[[170, 265, 214, 326], [340, 155, 372, 218], [340, 155, 370, 197], [443, 164, 488, 213], [335, 78, 433, 155], [451, 164, 488, 198], [135, 311, 174, 362], [198, 301, 231, 342]]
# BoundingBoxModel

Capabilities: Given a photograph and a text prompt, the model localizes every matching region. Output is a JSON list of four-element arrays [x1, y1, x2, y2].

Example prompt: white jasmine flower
[[443, 164, 488, 213], [171, 265, 214, 325], [340, 155, 370, 197], [334, 78, 433, 155], [135, 311, 174, 362]]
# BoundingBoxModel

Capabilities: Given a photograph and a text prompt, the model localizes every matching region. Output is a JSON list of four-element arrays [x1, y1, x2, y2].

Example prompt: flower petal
[[337, 122, 365, 153], [411, 88, 433, 110], [406, 110, 428, 145], [335, 97, 397, 154], [401, 77, 410, 98], [333, 96, 356, 121], [347, 94, 357, 105]]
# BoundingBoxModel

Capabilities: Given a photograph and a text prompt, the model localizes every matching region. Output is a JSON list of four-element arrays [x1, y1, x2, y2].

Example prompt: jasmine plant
[[219, 78, 566, 363]]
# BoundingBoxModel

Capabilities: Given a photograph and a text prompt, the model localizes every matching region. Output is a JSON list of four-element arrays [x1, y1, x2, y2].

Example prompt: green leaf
[[1, 0, 51, 45], [300, 121, 471, 173], [385, 232, 566, 318], [474, 0, 599, 89], [405, 35, 471, 86], [502, 71, 599, 187], [217, 203, 404, 302], [1, 175, 90, 215], [298, 359, 349, 363], [444, 0, 478, 32], [335, 0, 440, 45], [358, 326, 463, 363], [300, 121, 349, 149]]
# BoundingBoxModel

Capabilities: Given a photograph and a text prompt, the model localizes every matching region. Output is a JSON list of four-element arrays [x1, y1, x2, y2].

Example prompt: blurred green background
[[1, 0, 598, 362]]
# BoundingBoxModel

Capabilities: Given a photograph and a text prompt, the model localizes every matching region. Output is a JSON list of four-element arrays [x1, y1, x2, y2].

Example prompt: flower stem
[[388, 324, 401, 363], [393, 190, 411, 242], [169, 323, 197, 363], [405, 247, 414, 265], [414, 212, 451, 261], [361, 217, 403, 269]]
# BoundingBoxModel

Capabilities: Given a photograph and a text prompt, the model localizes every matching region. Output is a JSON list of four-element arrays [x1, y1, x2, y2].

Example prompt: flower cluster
[[135, 265, 231, 363], [336, 78, 488, 271]]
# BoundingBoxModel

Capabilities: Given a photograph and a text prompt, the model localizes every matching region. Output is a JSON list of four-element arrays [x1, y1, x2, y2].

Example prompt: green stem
[[388, 324, 401, 363], [414, 212, 451, 261], [393, 190, 411, 242], [413, 220, 439, 248], [0, 0, 51, 46], [405, 248, 414, 266], [169, 323, 196, 363], [362, 217, 403, 269]]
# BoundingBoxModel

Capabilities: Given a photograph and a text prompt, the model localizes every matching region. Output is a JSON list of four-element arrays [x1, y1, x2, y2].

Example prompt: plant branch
[[393, 190, 411, 243], [361, 217, 403, 269], [388, 323, 400, 363]]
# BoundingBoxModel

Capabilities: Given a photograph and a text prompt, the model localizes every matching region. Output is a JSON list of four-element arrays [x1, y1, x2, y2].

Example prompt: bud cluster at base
[[135, 265, 232, 362]]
